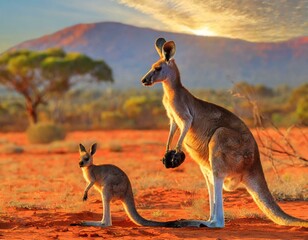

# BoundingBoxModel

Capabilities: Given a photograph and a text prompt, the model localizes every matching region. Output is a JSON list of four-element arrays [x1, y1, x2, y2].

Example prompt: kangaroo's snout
[[141, 75, 153, 86], [141, 78, 147, 84], [79, 161, 84, 167], [141, 69, 155, 86]]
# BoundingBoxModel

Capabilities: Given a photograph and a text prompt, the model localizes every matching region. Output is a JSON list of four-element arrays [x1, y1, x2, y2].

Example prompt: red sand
[[0, 130, 307, 239]]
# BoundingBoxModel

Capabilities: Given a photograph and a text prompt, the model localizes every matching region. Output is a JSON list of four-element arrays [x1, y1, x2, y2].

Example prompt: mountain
[[8, 22, 308, 89]]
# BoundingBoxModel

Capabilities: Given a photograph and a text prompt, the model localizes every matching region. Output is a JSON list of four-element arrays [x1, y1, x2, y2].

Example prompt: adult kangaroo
[[141, 37, 308, 228]]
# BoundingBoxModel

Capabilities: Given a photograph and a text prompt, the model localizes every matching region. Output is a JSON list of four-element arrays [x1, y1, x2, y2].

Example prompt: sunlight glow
[[191, 27, 216, 37]]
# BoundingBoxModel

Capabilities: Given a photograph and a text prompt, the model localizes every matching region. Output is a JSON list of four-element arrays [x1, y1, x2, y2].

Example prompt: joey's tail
[[122, 187, 179, 227], [243, 152, 308, 227]]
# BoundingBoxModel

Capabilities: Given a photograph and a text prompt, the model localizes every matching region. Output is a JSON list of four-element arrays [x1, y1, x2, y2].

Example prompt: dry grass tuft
[[269, 173, 308, 201], [188, 198, 208, 219], [47, 141, 78, 153], [108, 142, 123, 152], [152, 210, 169, 218], [0, 143, 24, 154], [224, 208, 264, 220]]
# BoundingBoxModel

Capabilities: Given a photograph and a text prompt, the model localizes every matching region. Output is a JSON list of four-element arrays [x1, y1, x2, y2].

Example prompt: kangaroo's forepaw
[[172, 151, 185, 167], [82, 193, 88, 201], [162, 150, 185, 168]]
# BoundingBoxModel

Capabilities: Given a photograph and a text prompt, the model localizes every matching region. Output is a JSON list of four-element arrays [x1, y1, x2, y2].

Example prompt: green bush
[[27, 123, 66, 144], [296, 97, 308, 125]]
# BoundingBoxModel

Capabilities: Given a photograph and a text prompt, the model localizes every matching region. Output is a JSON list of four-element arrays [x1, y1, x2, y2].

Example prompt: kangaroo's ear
[[155, 38, 166, 58], [90, 143, 97, 156], [79, 144, 86, 154], [162, 41, 176, 62]]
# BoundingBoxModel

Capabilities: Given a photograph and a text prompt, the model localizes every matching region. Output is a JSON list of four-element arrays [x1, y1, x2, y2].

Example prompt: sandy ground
[[0, 129, 307, 239]]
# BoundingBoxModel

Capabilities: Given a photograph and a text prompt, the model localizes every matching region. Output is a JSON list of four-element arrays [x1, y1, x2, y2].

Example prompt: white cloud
[[117, 0, 308, 41]]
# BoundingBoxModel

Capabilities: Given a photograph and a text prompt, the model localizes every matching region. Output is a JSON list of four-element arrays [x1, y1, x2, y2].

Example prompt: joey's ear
[[90, 143, 97, 156], [155, 38, 166, 58], [162, 41, 176, 62], [79, 144, 86, 154]]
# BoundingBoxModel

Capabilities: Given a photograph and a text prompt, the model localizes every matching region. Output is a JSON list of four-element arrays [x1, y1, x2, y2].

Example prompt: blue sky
[[0, 0, 158, 52], [1, 0, 307, 53]]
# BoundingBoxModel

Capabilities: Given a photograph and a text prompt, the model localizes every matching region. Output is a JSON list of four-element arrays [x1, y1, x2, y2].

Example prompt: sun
[[191, 27, 216, 37]]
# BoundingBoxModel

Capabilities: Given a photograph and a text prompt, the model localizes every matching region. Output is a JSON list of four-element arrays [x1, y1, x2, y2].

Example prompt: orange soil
[[0, 129, 307, 240]]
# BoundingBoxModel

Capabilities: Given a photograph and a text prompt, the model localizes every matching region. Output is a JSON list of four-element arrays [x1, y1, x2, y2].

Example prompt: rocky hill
[[8, 22, 308, 89]]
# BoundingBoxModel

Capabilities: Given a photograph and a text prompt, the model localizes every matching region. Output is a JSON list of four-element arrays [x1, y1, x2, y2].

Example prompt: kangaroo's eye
[[154, 66, 162, 71], [84, 157, 89, 161]]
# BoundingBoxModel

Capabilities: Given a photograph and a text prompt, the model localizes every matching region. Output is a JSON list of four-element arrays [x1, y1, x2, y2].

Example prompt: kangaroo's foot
[[71, 221, 111, 227], [173, 219, 224, 228], [162, 150, 185, 168]]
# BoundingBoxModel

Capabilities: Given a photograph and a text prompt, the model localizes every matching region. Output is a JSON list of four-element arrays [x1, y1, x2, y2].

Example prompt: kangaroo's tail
[[122, 184, 180, 227], [243, 150, 308, 227]]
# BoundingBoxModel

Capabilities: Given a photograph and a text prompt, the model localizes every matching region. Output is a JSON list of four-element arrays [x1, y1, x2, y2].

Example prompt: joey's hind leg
[[101, 188, 112, 226], [78, 188, 112, 227]]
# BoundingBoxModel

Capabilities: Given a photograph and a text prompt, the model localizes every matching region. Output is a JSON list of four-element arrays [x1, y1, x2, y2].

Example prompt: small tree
[[0, 48, 113, 124], [296, 97, 308, 125]]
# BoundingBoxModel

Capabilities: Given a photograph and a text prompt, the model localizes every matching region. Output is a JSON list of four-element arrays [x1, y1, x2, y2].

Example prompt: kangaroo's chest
[[163, 95, 187, 129], [163, 94, 211, 162], [82, 170, 92, 183], [82, 168, 103, 188]]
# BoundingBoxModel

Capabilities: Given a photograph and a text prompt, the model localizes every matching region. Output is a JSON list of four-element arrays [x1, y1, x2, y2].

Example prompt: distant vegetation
[[0, 82, 307, 132], [1, 48, 307, 134]]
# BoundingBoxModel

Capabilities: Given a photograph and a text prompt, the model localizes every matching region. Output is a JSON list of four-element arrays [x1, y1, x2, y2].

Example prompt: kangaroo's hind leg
[[80, 187, 112, 227], [101, 187, 112, 226], [207, 174, 225, 227], [173, 163, 225, 228], [176, 128, 233, 228], [200, 166, 215, 221], [174, 174, 225, 228]]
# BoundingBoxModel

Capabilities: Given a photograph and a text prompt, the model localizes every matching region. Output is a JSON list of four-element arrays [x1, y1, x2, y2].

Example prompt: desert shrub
[[27, 123, 66, 144], [108, 142, 123, 152], [296, 97, 308, 125]]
